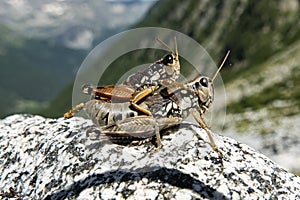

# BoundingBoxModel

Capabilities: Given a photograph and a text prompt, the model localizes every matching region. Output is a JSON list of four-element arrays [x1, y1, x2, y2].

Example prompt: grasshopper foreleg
[[191, 109, 221, 155]]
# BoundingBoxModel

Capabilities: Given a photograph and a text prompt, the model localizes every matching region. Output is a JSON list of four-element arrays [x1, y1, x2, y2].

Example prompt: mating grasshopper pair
[[64, 38, 229, 153]]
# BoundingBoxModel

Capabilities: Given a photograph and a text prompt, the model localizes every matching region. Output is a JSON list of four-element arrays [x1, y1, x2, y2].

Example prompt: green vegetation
[[0, 24, 24, 49], [38, 83, 73, 118], [227, 66, 300, 115]]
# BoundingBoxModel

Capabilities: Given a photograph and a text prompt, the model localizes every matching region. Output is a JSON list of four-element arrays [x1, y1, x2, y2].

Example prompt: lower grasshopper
[[84, 75, 216, 150], [65, 51, 230, 152], [64, 38, 180, 118]]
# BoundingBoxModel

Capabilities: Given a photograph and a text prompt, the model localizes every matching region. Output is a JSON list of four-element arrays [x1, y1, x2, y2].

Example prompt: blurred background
[[0, 0, 299, 175]]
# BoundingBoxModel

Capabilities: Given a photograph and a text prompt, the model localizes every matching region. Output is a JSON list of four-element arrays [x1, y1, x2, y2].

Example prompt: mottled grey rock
[[0, 114, 299, 199]]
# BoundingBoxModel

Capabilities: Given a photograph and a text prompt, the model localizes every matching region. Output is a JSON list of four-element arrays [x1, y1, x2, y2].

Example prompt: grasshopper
[[64, 38, 180, 118], [86, 75, 217, 151], [67, 51, 230, 152]]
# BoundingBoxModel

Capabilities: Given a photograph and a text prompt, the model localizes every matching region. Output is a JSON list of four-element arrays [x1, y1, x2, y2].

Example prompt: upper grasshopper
[[64, 38, 180, 118]]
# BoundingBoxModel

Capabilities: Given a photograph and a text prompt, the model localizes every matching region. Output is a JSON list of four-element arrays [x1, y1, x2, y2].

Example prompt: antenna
[[212, 50, 230, 82], [156, 37, 174, 54], [174, 36, 178, 56]]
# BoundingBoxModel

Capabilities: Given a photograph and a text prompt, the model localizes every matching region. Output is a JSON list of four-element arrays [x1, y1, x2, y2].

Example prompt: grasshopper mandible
[[73, 51, 230, 152], [64, 38, 180, 118]]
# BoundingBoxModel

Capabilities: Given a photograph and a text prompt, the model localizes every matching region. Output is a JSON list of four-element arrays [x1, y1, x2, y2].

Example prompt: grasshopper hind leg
[[130, 85, 160, 116], [99, 116, 166, 150]]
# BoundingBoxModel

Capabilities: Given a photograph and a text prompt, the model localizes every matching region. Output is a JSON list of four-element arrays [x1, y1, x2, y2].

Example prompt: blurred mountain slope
[[0, 1, 155, 118], [0, 0, 155, 49], [223, 41, 300, 173], [50, 0, 300, 116], [137, 0, 300, 68], [0, 24, 86, 117]]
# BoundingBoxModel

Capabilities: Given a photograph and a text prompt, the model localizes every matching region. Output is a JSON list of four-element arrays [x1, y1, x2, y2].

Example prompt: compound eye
[[199, 77, 209, 87], [162, 54, 174, 65]]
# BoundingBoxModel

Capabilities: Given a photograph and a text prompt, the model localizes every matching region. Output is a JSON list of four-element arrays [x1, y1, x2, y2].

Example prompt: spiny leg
[[191, 109, 220, 155], [191, 110, 224, 173], [64, 102, 85, 118], [153, 117, 182, 150], [148, 119, 163, 154], [153, 119, 162, 149]]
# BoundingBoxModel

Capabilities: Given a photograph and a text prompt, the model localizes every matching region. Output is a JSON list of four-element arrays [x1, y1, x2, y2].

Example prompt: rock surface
[[224, 112, 300, 174], [0, 114, 299, 199]]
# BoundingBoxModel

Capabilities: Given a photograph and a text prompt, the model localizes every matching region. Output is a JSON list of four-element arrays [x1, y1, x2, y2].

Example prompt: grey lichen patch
[[0, 114, 299, 199]]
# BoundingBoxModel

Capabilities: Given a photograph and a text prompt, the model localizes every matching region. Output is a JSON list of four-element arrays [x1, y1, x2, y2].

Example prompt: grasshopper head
[[188, 76, 214, 114], [161, 53, 180, 77], [157, 37, 180, 81], [190, 50, 230, 114]]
